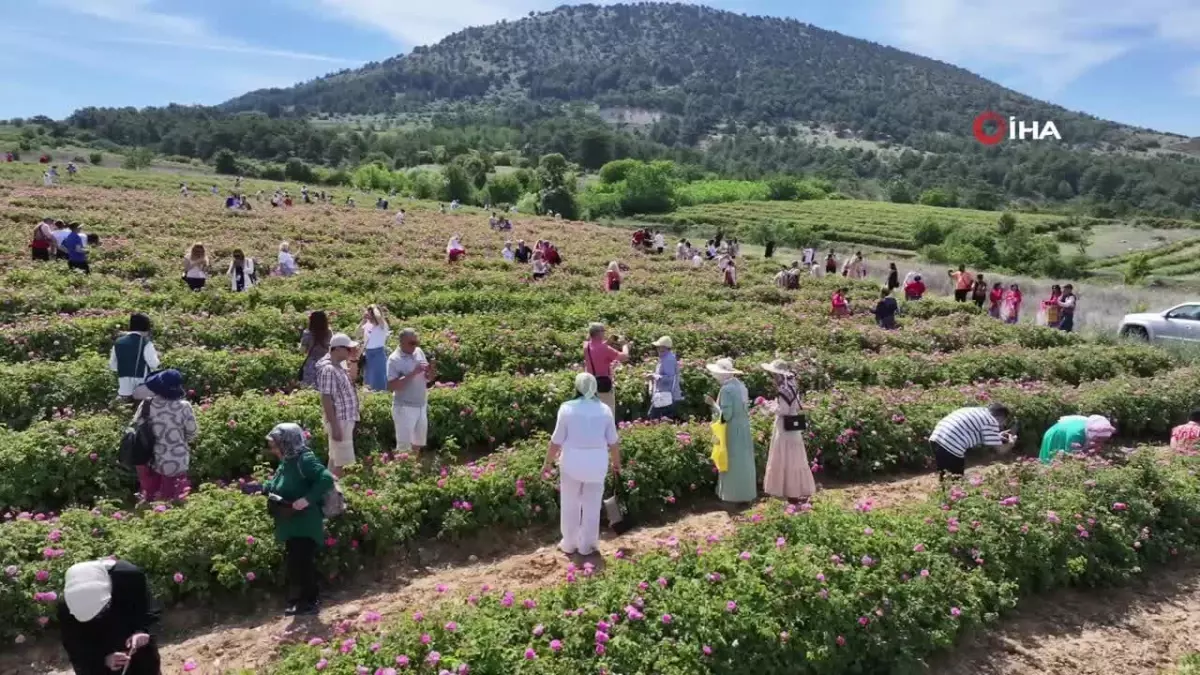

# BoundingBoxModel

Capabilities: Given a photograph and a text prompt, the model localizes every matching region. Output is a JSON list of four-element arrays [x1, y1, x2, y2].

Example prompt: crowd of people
[[19, 191, 1180, 673]]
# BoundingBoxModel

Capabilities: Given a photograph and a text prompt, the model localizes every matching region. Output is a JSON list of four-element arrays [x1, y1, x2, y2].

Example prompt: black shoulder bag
[[587, 345, 613, 394], [119, 401, 155, 468]]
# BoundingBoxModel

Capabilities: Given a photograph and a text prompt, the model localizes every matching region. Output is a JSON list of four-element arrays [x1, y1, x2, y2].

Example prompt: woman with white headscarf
[[263, 423, 335, 616], [704, 358, 757, 504], [58, 559, 161, 675], [542, 373, 622, 556], [1039, 414, 1117, 463]]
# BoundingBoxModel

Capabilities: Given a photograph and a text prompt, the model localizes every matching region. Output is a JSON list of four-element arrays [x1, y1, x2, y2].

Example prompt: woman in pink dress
[[760, 360, 816, 503]]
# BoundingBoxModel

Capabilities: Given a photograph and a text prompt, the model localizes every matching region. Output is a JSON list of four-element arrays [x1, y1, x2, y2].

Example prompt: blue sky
[[4, 0, 1199, 136]]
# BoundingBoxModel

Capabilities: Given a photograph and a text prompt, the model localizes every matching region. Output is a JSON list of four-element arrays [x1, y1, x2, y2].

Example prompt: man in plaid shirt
[[316, 333, 361, 476]]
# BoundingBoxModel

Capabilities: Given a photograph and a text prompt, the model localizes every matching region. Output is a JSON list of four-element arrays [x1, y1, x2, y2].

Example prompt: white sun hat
[[705, 357, 743, 375]]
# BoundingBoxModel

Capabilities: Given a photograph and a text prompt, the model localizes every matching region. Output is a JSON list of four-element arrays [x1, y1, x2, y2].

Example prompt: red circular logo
[[973, 111, 1007, 145]]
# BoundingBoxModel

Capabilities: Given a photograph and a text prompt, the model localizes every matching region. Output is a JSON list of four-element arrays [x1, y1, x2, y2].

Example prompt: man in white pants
[[315, 333, 360, 477], [387, 328, 435, 453]]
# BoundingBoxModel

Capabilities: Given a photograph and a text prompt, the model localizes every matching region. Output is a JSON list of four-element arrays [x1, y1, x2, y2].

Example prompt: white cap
[[329, 333, 358, 349]]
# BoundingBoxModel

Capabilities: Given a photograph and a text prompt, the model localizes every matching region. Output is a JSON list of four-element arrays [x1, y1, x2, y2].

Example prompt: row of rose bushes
[[0, 341, 1175, 431], [2, 360, 1196, 512], [0, 299, 1071, 365], [268, 451, 1200, 674], [0, 238, 943, 320]]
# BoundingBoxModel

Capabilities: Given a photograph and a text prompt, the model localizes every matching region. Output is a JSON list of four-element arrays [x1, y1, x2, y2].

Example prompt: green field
[[642, 199, 1089, 250], [1092, 236, 1200, 280]]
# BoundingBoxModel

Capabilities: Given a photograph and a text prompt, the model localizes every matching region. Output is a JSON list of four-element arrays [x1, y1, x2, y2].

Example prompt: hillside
[[222, 3, 1181, 152]]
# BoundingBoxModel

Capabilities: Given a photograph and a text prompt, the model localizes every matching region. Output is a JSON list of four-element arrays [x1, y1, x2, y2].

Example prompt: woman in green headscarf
[[262, 423, 334, 616], [1039, 414, 1116, 463], [704, 357, 757, 504]]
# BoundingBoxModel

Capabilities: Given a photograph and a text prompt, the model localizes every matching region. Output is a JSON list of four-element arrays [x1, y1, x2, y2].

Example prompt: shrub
[[87, 152, 103, 166]]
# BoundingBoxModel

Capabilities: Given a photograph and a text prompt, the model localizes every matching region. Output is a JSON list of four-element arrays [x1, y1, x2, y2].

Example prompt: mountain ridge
[[220, 3, 1189, 150]]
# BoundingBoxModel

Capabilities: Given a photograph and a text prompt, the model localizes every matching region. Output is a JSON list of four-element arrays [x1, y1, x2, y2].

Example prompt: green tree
[[766, 177, 798, 201], [887, 181, 914, 204], [88, 152, 103, 166], [122, 147, 155, 170], [599, 158, 639, 185], [912, 218, 945, 247], [285, 157, 315, 183], [538, 153, 569, 189], [1124, 254, 1152, 285], [486, 173, 523, 205], [213, 149, 238, 175], [918, 188, 956, 207], [442, 163, 475, 203], [619, 161, 676, 214]]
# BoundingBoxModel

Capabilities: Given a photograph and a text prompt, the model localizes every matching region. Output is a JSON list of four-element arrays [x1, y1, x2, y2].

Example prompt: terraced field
[[642, 199, 1086, 250], [1, 164, 1199, 674], [1092, 237, 1200, 280]]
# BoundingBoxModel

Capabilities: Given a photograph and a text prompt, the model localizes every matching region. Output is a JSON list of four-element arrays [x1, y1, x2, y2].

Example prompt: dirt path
[[931, 558, 1200, 675], [0, 471, 941, 675]]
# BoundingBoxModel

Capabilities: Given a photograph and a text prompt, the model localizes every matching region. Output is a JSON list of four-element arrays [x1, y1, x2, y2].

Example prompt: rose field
[[2, 165, 1200, 674]]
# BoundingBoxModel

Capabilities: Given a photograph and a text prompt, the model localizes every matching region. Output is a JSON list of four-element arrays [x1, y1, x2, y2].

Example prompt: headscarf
[[267, 423, 309, 460], [1085, 415, 1116, 440], [575, 372, 598, 400], [447, 236, 462, 254], [903, 271, 917, 286], [64, 559, 117, 622]]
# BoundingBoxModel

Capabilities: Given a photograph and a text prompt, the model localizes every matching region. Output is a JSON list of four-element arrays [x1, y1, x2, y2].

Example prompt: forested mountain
[[15, 3, 1200, 217], [222, 3, 1180, 152]]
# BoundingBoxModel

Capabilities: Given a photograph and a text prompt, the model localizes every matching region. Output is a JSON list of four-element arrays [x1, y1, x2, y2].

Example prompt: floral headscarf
[[267, 423, 308, 460]]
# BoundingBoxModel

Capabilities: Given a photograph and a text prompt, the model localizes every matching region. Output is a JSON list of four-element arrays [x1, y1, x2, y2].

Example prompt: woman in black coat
[[57, 559, 161, 675]]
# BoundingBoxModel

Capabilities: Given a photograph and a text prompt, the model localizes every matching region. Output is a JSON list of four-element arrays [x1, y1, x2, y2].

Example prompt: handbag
[[651, 391, 673, 408], [119, 402, 155, 468], [782, 414, 807, 432], [586, 345, 613, 393], [710, 419, 729, 473], [299, 457, 346, 518]]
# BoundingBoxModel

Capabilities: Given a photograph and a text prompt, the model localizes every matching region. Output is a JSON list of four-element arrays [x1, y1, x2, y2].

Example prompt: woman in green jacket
[[1039, 414, 1116, 463], [262, 423, 334, 616]]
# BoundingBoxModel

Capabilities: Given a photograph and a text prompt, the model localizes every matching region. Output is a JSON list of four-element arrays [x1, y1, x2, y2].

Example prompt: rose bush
[[265, 450, 1200, 675], [0, 342, 1172, 430], [2, 364, 1197, 513]]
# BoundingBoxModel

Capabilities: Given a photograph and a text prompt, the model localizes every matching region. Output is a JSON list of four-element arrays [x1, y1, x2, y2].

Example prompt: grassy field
[[1091, 237, 1200, 281], [2, 165, 1200, 673]]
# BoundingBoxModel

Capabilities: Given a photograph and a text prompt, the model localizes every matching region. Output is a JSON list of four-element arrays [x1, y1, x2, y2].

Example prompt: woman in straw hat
[[704, 358, 756, 504], [760, 360, 817, 502], [646, 336, 681, 420]]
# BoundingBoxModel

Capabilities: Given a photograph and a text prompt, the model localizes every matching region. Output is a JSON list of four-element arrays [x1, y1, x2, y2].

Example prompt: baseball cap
[[329, 333, 358, 349]]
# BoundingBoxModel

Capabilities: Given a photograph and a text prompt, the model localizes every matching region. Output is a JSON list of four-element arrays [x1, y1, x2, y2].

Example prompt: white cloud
[[881, 0, 1194, 94], [39, 0, 354, 63]]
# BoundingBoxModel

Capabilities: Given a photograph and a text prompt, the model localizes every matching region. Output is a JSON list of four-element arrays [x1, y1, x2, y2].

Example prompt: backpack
[[119, 402, 155, 468], [300, 457, 346, 518]]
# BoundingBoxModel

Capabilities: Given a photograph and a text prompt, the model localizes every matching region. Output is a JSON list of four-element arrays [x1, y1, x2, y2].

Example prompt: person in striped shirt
[[928, 404, 1015, 481]]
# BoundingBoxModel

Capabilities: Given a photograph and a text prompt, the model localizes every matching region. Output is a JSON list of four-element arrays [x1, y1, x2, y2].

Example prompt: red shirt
[[605, 270, 620, 290], [584, 340, 621, 379], [905, 281, 925, 298]]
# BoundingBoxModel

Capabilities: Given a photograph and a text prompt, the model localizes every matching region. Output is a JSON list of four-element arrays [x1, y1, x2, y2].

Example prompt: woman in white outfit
[[542, 373, 622, 556]]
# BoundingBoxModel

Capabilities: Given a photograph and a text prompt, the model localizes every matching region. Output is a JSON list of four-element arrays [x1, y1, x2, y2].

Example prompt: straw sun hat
[[760, 359, 794, 377], [705, 357, 743, 375], [651, 336, 674, 349]]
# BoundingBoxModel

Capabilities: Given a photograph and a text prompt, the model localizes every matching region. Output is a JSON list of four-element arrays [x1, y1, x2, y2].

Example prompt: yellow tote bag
[[710, 419, 729, 473]]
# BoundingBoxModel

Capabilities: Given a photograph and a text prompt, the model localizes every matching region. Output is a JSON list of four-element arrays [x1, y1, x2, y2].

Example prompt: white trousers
[[559, 475, 605, 555]]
